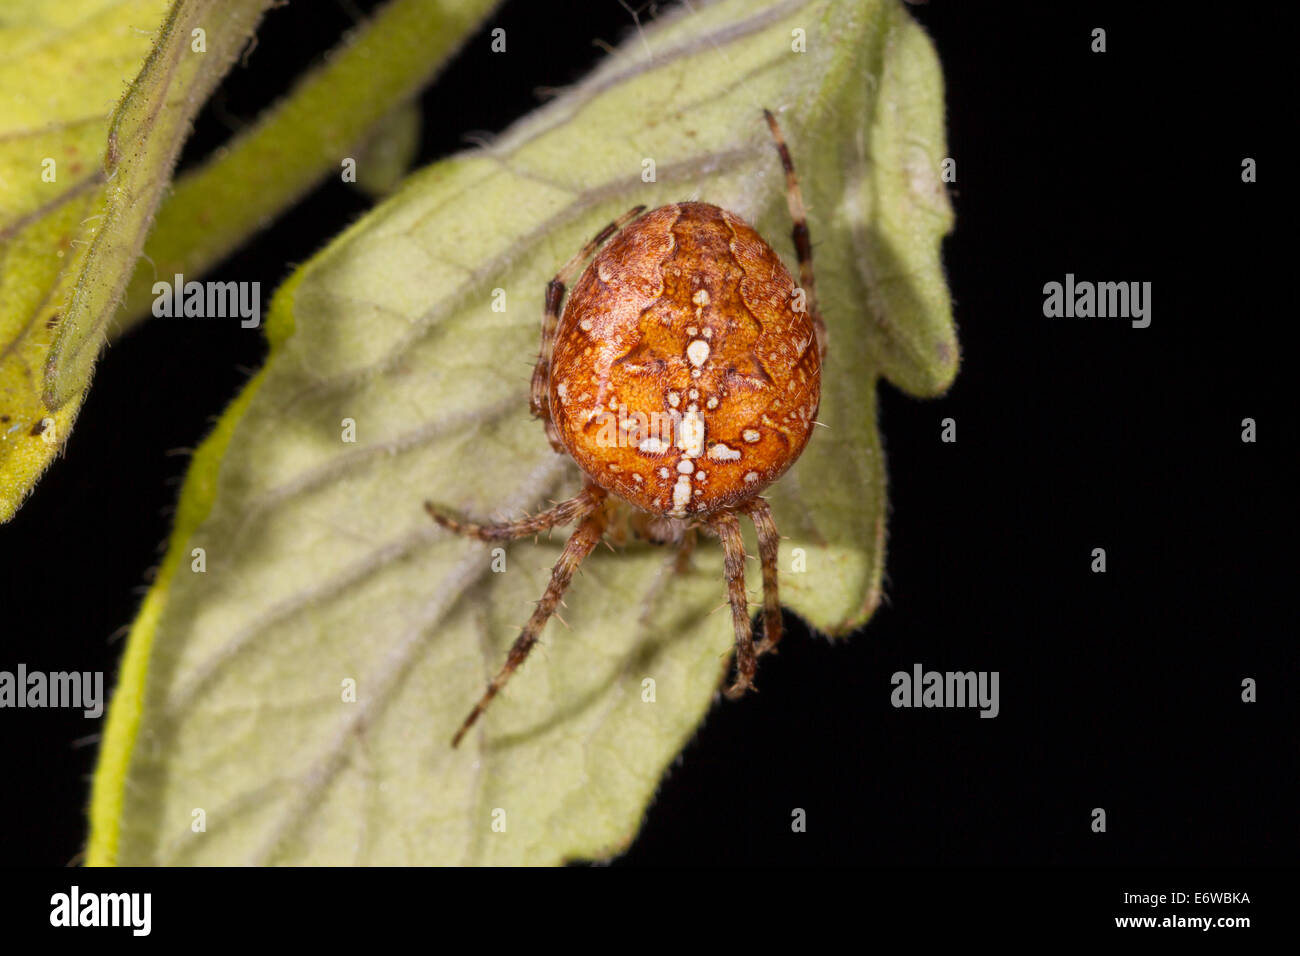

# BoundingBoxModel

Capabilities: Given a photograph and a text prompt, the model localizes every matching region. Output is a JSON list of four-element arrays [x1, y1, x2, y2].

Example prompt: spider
[[427, 110, 826, 747]]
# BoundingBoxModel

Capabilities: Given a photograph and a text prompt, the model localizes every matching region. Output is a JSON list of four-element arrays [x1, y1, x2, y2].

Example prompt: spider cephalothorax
[[427, 110, 825, 747]]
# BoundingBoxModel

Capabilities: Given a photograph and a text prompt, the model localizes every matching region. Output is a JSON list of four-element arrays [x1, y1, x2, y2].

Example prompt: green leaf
[[89, 0, 956, 865], [0, 0, 273, 521]]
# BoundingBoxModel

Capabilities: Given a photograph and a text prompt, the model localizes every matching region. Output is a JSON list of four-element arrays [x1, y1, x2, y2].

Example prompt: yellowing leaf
[[1, 0, 500, 521], [89, 0, 956, 865], [0, 0, 168, 516], [0, 0, 273, 520]]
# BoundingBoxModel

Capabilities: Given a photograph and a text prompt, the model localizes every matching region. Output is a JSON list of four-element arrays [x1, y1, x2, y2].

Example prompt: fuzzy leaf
[[89, 0, 955, 865]]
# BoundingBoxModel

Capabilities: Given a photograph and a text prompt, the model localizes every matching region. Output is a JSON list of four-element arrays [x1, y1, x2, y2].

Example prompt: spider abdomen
[[549, 201, 821, 519]]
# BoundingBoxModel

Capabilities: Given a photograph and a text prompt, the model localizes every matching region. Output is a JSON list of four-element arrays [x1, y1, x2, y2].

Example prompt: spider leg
[[763, 109, 827, 360], [740, 497, 783, 657], [531, 205, 647, 451], [708, 509, 757, 700], [424, 486, 603, 542], [451, 496, 610, 747]]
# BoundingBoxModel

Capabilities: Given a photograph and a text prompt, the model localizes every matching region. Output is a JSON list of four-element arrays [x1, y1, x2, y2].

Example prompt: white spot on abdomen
[[639, 436, 669, 454], [707, 443, 741, 461], [677, 409, 704, 458], [687, 339, 710, 367], [671, 474, 692, 515]]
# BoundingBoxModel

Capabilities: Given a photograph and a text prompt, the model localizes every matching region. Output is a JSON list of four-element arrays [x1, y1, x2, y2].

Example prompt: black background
[[0, 0, 1292, 871]]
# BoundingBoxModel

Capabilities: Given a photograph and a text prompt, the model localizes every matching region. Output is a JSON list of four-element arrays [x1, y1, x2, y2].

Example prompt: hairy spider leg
[[708, 509, 758, 700], [740, 497, 783, 657], [763, 109, 827, 360], [424, 485, 603, 542], [425, 486, 611, 747]]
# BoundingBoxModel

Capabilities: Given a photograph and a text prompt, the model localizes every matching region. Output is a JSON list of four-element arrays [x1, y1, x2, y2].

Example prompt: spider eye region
[[549, 202, 821, 519]]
